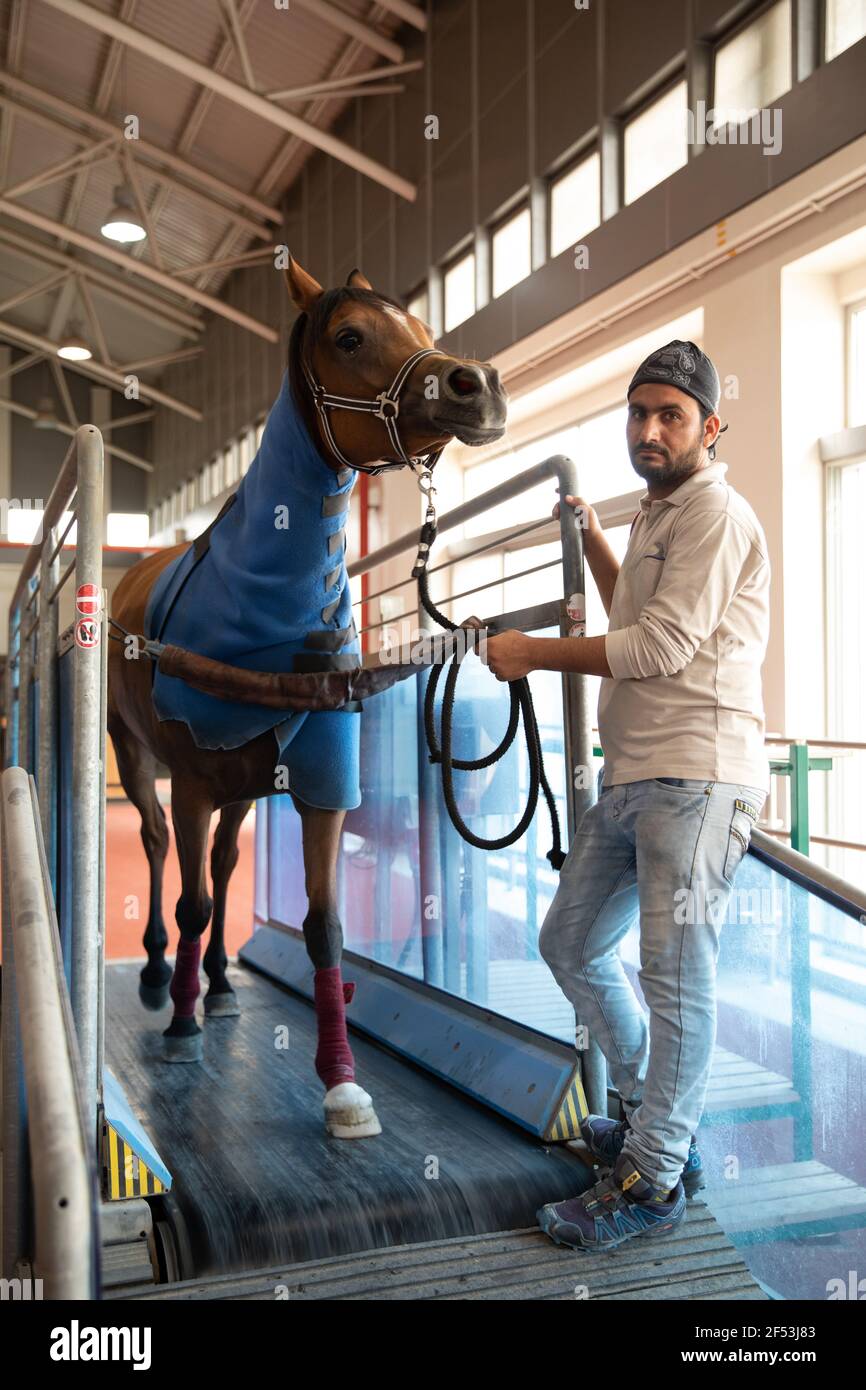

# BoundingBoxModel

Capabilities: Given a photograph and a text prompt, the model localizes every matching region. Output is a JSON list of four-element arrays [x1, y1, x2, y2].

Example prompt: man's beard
[[629, 436, 704, 486]]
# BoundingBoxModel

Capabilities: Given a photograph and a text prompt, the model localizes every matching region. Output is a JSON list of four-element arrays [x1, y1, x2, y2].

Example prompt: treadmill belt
[[106, 960, 594, 1278]]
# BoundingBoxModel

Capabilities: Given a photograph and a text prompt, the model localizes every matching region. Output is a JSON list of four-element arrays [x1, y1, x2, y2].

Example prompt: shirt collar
[[638, 460, 727, 514]]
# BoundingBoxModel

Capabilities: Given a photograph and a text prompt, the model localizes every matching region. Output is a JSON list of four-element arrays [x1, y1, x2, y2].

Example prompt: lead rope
[[409, 464, 566, 870]]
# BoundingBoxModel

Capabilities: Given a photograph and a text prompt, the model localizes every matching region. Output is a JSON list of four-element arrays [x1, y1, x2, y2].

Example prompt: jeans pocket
[[652, 777, 711, 793], [723, 802, 757, 885]]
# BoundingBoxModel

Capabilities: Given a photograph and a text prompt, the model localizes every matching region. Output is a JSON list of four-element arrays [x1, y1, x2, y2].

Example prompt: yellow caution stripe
[[544, 1064, 589, 1141], [103, 1121, 165, 1201]]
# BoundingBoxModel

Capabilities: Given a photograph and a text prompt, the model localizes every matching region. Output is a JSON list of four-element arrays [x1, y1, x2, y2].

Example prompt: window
[[549, 152, 601, 258], [107, 512, 150, 547], [209, 456, 222, 498], [6, 508, 76, 545], [624, 81, 688, 206], [223, 442, 238, 487], [492, 206, 531, 298], [826, 0, 866, 59], [713, 1, 792, 130], [407, 285, 429, 323], [848, 301, 866, 426], [185, 479, 196, 513], [171, 488, 183, 523], [444, 251, 476, 331], [199, 465, 210, 505], [255, 418, 266, 450]]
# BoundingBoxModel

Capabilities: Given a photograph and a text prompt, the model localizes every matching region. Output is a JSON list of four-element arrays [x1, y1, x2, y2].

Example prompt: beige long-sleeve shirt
[[598, 460, 771, 792]]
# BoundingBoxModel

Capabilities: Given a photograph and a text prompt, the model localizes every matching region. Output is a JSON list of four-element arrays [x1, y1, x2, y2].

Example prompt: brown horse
[[107, 256, 507, 1138]]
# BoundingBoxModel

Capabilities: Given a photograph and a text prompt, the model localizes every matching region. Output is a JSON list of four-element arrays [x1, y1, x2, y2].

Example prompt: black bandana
[[627, 340, 720, 416]]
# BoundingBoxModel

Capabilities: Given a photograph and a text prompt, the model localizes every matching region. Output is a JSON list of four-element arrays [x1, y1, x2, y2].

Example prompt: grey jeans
[[538, 768, 767, 1190]]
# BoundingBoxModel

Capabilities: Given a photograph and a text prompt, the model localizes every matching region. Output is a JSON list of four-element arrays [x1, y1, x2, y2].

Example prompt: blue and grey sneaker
[[537, 1150, 687, 1253], [578, 1114, 706, 1199]]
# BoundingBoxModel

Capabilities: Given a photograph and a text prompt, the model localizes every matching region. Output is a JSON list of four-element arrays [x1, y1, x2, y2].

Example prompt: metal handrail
[[1, 767, 93, 1298], [4, 422, 105, 1140]]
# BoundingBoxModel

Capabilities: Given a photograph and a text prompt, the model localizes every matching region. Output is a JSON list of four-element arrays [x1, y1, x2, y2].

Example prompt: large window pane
[[462, 426, 581, 540], [575, 406, 636, 502], [713, 0, 792, 129], [849, 303, 866, 426], [550, 152, 601, 258], [444, 251, 475, 331], [624, 81, 688, 206], [826, 0, 866, 59], [492, 206, 531, 298], [106, 512, 149, 547]]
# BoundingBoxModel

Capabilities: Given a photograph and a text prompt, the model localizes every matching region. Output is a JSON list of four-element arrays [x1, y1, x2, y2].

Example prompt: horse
[[107, 255, 508, 1139]]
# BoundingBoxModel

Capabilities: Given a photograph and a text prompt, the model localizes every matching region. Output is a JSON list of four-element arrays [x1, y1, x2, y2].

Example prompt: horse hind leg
[[108, 716, 172, 1010], [163, 776, 214, 1063], [202, 799, 252, 1018], [293, 793, 381, 1140]]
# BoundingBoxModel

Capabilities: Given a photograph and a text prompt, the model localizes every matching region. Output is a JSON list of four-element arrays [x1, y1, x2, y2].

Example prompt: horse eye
[[336, 330, 362, 353]]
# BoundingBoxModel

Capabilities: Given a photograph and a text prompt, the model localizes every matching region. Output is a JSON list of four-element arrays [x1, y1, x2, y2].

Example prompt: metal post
[[69, 425, 104, 1148], [789, 741, 810, 855], [17, 592, 33, 772], [1, 787, 28, 1279], [1, 766, 93, 1298], [37, 525, 60, 885], [416, 604, 444, 989], [553, 456, 608, 1118]]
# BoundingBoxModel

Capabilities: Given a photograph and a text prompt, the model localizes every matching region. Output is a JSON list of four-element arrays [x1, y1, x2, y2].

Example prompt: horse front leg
[[163, 776, 214, 1063], [293, 793, 381, 1139]]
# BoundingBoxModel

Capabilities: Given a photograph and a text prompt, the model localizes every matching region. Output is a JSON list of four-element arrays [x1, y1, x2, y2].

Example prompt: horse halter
[[301, 345, 446, 479]]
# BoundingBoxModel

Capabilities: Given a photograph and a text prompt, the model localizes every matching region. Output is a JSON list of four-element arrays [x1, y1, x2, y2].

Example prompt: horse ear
[[284, 255, 323, 312], [346, 267, 373, 290]]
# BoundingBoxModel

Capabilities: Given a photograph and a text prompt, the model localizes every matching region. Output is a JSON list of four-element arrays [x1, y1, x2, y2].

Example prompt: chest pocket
[[630, 545, 667, 607]]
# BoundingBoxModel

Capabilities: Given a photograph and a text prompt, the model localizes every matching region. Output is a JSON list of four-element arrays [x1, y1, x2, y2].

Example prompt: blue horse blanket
[[144, 369, 362, 810]]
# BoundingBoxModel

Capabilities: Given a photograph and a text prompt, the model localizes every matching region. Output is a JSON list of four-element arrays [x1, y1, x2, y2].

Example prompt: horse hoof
[[162, 1024, 203, 1064], [139, 981, 170, 1012], [204, 990, 240, 1018], [323, 1082, 382, 1139]]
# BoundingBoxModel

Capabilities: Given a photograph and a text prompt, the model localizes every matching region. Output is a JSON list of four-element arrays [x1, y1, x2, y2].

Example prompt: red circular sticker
[[76, 583, 101, 616], [75, 616, 100, 649]]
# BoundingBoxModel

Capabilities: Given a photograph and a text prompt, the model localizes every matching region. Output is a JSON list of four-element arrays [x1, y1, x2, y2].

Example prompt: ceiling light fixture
[[101, 184, 146, 244], [33, 396, 60, 430], [57, 334, 92, 361]]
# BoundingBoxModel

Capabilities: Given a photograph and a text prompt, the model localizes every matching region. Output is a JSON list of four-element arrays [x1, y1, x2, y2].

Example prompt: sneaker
[[537, 1150, 687, 1253], [578, 1114, 706, 1199]]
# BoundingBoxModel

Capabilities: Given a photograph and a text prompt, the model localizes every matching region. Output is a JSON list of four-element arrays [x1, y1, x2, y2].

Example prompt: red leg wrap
[[314, 966, 355, 1089], [170, 938, 201, 1018]]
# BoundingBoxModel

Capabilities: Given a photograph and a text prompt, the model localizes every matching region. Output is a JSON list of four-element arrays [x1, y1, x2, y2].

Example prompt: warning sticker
[[76, 583, 102, 616], [75, 617, 100, 649]]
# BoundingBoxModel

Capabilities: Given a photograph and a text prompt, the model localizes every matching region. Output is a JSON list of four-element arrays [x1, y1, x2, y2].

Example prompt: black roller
[[106, 961, 595, 1279]]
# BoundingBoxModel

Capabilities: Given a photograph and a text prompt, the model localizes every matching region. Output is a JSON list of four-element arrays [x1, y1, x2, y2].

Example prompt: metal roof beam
[[0, 198, 279, 343], [0, 227, 203, 338], [39, 0, 416, 201], [0, 75, 281, 226], [0, 395, 153, 471], [291, 0, 403, 61], [370, 0, 427, 30], [267, 59, 422, 101], [0, 317, 202, 421]]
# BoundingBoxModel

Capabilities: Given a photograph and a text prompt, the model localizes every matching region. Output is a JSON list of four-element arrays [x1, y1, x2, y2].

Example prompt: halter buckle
[[373, 393, 400, 421]]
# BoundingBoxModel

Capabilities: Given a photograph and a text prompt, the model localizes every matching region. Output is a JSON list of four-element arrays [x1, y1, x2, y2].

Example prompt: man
[[481, 340, 770, 1253]]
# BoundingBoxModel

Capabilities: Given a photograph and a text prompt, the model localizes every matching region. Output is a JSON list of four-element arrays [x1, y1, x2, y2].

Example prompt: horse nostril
[[446, 366, 484, 397]]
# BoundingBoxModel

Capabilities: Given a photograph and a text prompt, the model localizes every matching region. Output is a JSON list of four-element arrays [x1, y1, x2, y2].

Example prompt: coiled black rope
[[412, 515, 566, 871]]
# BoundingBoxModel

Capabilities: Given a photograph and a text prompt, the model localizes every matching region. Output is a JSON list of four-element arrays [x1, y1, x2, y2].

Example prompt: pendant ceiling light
[[101, 184, 146, 243]]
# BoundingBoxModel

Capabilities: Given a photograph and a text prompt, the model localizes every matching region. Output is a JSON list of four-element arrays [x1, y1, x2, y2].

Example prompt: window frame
[[490, 201, 532, 300], [621, 74, 689, 208], [710, 0, 794, 128], [547, 147, 601, 260], [442, 245, 477, 333]]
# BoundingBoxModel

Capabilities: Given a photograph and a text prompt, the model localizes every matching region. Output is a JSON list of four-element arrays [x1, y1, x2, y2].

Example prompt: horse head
[[284, 256, 508, 475]]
